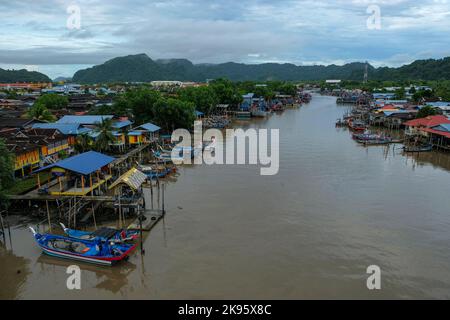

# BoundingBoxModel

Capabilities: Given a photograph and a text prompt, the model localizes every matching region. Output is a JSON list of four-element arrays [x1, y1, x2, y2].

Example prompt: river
[[1, 95, 450, 299]]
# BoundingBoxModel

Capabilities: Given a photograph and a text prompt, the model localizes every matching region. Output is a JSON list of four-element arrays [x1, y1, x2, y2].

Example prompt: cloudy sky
[[1, 0, 449, 78]]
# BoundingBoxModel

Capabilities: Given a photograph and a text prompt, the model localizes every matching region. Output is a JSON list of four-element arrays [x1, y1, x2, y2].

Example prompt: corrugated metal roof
[[128, 131, 144, 136], [109, 167, 147, 191], [35, 151, 115, 175], [57, 115, 114, 125], [432, 123, 450, 132], [112, 120, 133, 128], [405, 115, 450, 128], [32, 123, 92, 135], [136, 122, 161, 132]]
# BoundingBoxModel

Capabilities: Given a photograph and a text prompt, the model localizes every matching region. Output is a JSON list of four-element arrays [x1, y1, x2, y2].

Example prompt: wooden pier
[[127, 209, 164, 231]]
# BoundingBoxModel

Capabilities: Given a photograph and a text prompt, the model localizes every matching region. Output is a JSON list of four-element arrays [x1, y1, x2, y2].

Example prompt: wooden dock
[[127, 209, 164, 231], [7, 194, 114, 202]]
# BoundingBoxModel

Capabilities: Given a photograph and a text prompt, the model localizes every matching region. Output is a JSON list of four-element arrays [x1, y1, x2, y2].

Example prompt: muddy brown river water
[[1, 95, 450, 299]]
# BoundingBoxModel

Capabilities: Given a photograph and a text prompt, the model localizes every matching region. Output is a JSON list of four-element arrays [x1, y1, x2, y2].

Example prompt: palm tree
[[74, 134, 93, 153], [94, 118, 115, 153], [27, 104, 55, 122]]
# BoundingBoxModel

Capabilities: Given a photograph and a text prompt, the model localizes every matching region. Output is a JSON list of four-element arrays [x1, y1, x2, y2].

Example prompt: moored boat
[[403, 144, 433, 153], [357, 138, 392, 145], [60, 223, 139, 243], [348, 120, 367, 131], [29, 228, 136, 266]]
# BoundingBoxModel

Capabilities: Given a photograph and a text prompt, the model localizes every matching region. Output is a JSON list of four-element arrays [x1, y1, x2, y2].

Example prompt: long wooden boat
[[60, 223, 139, 243], [403, 144, 433, 153], [352, 133, 382, 141], [29, 228, 136, 266], [360, 139, 391, 145], [348, 120, 367, 132]]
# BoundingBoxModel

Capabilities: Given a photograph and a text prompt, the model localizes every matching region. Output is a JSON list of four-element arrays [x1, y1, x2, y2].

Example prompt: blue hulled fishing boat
[[29, 228, 136, 266], [60, 223, 139, 243]]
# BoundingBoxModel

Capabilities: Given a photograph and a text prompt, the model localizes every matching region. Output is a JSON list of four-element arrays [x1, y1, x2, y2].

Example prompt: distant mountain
[[0, 68, 51, 83], [72, 54, 450, 83], [53, 76, 72, 82]]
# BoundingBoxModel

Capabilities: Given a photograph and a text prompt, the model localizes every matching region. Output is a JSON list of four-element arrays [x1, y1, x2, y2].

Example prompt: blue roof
[[195, 110, 204, 117], [432, 124, 450, 132], [35, 151, 115, 175], [136, 123, 161, 132], [57, 115, 114, 125], [112, 120, 133, 129], [128, 131, 143, 136], [383, 110, 413, 116], [427, 102, 450, 108], [32, 123, 92, 135]]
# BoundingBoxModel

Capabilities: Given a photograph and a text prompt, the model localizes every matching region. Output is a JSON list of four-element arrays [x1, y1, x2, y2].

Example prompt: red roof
[[404, 115, 450, 128], [422, 128, 450, 139]]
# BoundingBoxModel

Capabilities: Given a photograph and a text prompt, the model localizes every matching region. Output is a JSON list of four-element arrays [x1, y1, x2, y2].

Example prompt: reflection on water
[[2, 95, 450, 299], [0, 247, 30, 300], [36, 255, 136, 294]]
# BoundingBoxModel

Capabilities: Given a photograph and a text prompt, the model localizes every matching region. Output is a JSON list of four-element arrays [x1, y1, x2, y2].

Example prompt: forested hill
[[71, 54, 450, 83], [0, 68, 51, 83]]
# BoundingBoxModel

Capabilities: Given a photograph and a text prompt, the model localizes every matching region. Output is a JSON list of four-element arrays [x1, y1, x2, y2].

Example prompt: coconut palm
[[94, 118, 115, 153]]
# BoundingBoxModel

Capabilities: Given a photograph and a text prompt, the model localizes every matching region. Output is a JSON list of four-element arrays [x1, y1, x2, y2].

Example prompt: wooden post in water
[[118, 186, 122, 228], [150, 180, 154, 210], [162, 183, 165, 215], [0, 211, 6, 244], [139, 205, 144, 255], [46, 200, 52, 232], [92, 203, 97, 230]]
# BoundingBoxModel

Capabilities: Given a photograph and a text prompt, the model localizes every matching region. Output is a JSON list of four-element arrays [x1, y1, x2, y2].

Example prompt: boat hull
[[30, 231, 137, 267], [42, 246, 115, 266]]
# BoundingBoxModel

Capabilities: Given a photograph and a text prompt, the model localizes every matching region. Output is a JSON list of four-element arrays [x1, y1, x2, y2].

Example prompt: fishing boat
[[251, 109, 268, 118], [357, 139, 390, 145], [203, 138, 216, 152], [403, 144, 433, 153], [140, 165, 172, 179], [348, 120, 367, 132], [60, 223, 139, 243], [352, 132, 382, 141], [29, 228, 136, 266], [335, 119, 347, 127]]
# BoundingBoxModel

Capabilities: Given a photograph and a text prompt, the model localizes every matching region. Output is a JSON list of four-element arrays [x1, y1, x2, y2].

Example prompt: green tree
[[74, 134, 94, 153], [0, 139, 14, 203], [95, 119, 115, 152], [27, 104, 56, 122], [178, 86, 219, 115], [209, 79, 243, 106], [412, 89, 434, 103], [153, 98, 196, 132], [416, 106, 438, 119], [114, 88, 161, 123], [94, 118, 115, 152], [35, 93, 68, 110], [394, 87, 406, 100]]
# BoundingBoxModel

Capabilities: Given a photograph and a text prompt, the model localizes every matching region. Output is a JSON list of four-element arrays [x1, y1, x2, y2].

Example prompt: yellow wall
[[129, 135, 143, 144], [14, 149, 40, 171]]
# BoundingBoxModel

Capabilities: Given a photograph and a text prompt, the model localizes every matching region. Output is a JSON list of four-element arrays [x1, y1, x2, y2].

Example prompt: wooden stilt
[[92, 203, 97, 230], [46, 200, 52, 232]]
